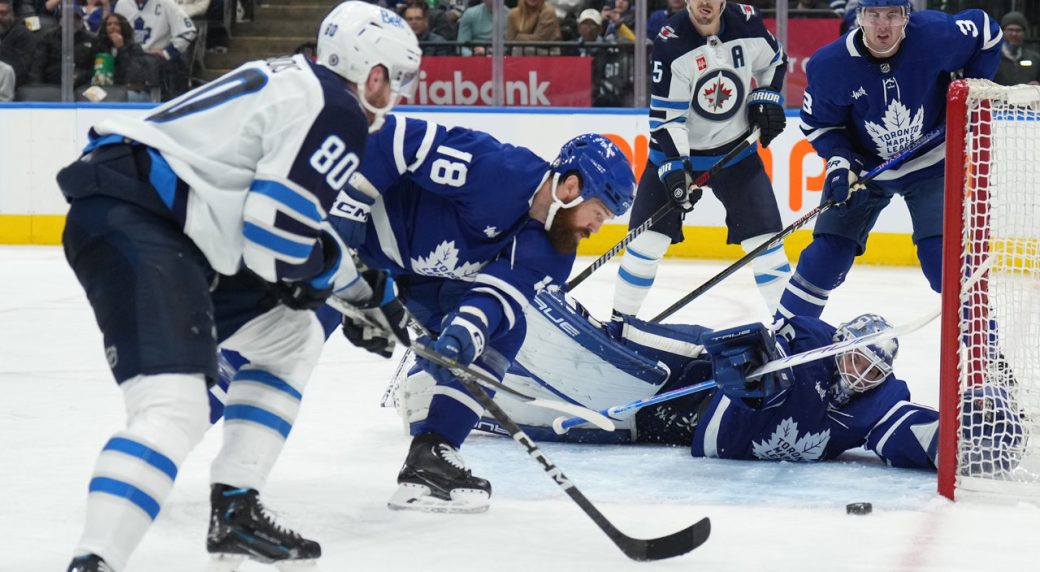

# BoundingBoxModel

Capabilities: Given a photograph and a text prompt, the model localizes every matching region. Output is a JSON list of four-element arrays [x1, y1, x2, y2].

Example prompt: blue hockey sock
[[916, 236, 942, 293], [775, 235, 857, 320]]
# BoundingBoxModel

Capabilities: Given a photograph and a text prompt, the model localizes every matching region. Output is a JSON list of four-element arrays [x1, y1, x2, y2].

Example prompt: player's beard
[[546, 207, 590, 254]]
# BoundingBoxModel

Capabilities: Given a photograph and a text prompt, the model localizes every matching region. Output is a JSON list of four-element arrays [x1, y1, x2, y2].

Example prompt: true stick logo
[[513, 433, 574, 490]]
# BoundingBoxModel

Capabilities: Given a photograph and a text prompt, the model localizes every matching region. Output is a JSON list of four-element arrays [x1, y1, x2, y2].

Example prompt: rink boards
[[0, 104, 921, 265]]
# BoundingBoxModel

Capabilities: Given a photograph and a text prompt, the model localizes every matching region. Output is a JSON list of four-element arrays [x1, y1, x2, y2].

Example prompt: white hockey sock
[[612, 230, 672, 318], [741, 234, 792, 315], [75, 373, 209, 570]]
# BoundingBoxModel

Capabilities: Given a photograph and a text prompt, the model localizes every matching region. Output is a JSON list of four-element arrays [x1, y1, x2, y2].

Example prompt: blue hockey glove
[[416, 310, 489, 385], [703, 323, 792, 410], [328, 180, 375, 248], [961, 386, 1025, 475], [746, 88, 786, 148], [339, 269, 412, 358], [658, 158, 703, 213], [822, 155, 866, 209], [273, 232, 341, 310]]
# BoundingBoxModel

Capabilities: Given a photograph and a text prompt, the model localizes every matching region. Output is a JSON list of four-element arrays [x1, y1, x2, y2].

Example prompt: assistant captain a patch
[[692, 68, 745, 121]]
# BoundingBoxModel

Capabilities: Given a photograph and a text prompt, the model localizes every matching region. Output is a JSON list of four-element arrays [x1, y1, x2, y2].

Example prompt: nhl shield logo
[[692, 69, 745, 121]]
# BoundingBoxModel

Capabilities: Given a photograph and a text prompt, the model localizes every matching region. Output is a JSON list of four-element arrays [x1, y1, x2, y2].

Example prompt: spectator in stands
[[458, 0, 495, 55], [994, 11, 1040, 86], [0, 0, 34, 99], [506, 0, 561, 52], [115, 0, 197, 100], [573, 7, 630, 107], [29, 5, 95, 87], [600, 0, 633, 41], [93, 12, 157, 101], [647, 0, 683, 38], [404, 0, 450, 55], [176, 0, 209, 18], [82, 0, 111, 33], [428, 0, 462, 41]]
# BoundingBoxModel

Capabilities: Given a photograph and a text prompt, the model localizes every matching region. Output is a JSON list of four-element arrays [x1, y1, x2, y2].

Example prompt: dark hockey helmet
[[551, 134, 636, 218], [833, 313, 899, 395]]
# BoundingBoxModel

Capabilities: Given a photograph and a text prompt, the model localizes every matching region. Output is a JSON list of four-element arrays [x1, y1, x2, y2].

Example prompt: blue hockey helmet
[[550, 134, 636, 219], [857, 0, 911, 11], [833, 313, 899, 395]]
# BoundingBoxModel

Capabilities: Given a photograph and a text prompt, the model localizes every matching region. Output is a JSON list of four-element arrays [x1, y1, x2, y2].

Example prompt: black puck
[[846, 502, 872, 515]]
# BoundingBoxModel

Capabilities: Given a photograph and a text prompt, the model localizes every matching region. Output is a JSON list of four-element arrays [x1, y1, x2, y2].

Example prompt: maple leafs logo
[[410, 240, 485, 279], [703, 80, 733, 111], [751, 418, 830, 462], [864, 100, 924, 158]]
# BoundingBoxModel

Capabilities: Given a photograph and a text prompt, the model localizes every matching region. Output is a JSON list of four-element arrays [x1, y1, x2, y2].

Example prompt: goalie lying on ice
[[396, 287, 1025, 472]]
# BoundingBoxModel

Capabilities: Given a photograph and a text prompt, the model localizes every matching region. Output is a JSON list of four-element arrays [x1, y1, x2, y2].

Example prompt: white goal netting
[[947, 80, 1040, 499]]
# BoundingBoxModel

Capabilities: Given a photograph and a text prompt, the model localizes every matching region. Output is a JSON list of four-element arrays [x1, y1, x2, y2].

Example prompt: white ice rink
[[3, 245, 1039, 571]]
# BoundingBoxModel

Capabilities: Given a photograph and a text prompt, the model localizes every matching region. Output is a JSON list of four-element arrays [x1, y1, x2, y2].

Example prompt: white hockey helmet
[[316, 1, 422, 132]]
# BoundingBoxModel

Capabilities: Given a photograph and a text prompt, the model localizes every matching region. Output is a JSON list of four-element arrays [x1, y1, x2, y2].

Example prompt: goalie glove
[[339, 269, 411, 358], [703, 323, 792, 410], [658, 158, 704, 213]]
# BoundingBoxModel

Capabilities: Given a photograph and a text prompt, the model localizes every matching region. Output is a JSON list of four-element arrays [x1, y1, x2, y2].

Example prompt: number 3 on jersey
[[310, 135, 359, 190]]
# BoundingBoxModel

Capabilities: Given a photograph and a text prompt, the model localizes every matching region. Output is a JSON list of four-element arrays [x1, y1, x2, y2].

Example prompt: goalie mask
[[316, 1, 422, 132], [544, 134, 635, 231], [833, 313, 898, 399]]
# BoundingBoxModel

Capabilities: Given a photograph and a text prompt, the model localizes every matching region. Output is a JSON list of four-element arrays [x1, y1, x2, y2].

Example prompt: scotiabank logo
[[401, 57, 592, 107], [407, 70, 551, 106]]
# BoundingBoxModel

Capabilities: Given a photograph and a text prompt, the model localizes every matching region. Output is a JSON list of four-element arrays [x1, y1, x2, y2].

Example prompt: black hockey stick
[[565, 128, 760, 292], [651, 124, 947, 323], [411, 342, 712, 561]]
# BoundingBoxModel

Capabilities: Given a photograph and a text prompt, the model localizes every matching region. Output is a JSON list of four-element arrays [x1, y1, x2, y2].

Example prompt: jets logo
[[657, 26, 678, 41], [692, 69, 745, 121]]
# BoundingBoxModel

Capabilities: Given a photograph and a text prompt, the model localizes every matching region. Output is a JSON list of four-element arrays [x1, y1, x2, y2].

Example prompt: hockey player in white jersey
[[775, 0, 1002, 320], [611, 0, 792, 321], [60, 3, 420, 571], [114, 0, 198, 99]]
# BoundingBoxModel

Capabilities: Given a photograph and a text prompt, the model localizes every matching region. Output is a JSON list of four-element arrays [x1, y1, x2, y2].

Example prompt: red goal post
[[939, 79, 1040, 501]]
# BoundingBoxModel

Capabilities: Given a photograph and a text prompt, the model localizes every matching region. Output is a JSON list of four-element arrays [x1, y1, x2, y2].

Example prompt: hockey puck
[[846, 502, 872, 515]]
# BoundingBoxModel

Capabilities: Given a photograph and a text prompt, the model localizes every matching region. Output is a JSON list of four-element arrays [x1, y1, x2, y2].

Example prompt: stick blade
[[619, 517, 711, 561]]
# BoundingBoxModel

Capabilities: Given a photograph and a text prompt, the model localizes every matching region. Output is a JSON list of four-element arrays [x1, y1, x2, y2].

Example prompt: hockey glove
[[339, 269, 412, 358], [822, 155, 867, 209], [703, 322, 792, 410], [272, 232, 341, 311], [415, 310, 489, 385], [328, 178, 375, 248], [746, 88, 786, 148], [658, 158, 703, 213]]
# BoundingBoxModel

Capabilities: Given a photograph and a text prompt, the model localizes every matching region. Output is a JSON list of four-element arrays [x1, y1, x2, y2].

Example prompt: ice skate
[[207, 484, 320, 571], [388, 433, 491, 514]]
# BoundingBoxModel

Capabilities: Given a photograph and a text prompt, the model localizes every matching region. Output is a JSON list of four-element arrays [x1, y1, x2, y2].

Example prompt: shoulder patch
[[738, 3, 755, 20], [658, 25, 678, 42]]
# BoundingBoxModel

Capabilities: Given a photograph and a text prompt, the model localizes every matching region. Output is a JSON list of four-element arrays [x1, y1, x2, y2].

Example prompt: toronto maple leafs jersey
[[649, 3, 786, 165], [114, 0, 197, 58], [801, 9, 1001, 184], [91, 55, 370, 284], [332, 115, 574, 344], [692, 316, 939, 469]]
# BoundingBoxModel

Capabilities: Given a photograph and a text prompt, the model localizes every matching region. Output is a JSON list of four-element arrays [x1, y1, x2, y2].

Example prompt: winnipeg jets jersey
[[114, 0, 197, 57], [92, 55, 370, 283], [649, 3, 786, 164], [332, 115, 574, 343], [692, 316, 939, 469], [801, 9, 1001, 183]]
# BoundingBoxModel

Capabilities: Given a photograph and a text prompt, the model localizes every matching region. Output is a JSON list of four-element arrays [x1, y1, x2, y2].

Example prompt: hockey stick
[[438, 344, 712, 560], [553, 255, 992, 433], [651, 124, 947, 323], [564, 128, 760, 292]]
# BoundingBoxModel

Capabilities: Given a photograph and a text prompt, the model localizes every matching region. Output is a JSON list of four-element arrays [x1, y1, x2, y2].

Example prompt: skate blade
[[208, 553, 321, 571], [387, 483, 490, 514], [207, 554, 245, 572]]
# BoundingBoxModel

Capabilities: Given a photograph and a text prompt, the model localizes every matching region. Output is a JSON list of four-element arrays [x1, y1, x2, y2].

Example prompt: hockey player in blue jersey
[[611, 0, 792, 321], [59, 3, 421, 571], [325, 116, 637, 513], [455, 289, 1024, 473], [775, 0, 1002, 320]]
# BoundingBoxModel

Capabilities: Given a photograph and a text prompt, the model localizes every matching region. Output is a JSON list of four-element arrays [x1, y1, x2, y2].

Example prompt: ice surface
[[2, 245, 1038, 571]]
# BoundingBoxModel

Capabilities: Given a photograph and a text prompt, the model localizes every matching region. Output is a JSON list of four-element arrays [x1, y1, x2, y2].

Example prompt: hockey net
[[939, 80, 1040, 500]]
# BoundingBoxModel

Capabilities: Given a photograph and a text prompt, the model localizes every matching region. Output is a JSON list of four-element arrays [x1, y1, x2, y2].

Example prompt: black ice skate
[[67, 554, 113, 572], [388, 432, 491, 514], [206, 484, 320, 571]]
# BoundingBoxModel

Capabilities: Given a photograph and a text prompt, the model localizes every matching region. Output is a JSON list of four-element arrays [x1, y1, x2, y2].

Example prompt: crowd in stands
[[2, 0, 1036, 104], [0, 0, 200, 101]]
